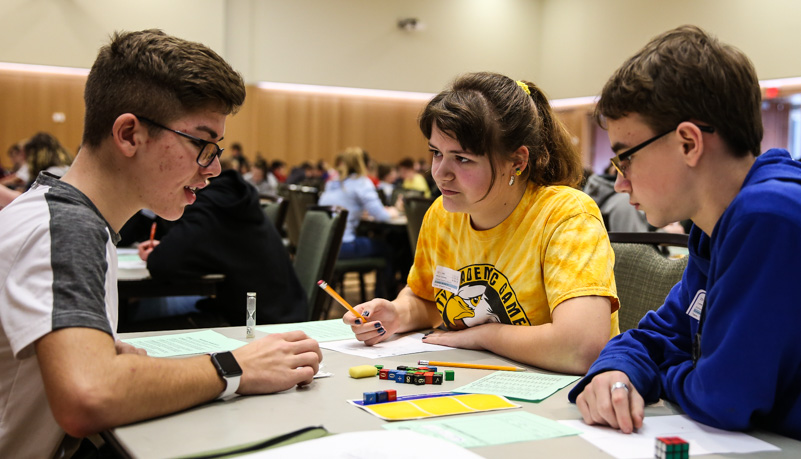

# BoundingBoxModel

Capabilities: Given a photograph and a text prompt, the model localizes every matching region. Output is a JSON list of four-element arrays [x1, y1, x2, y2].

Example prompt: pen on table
[[418, 359, 527, 372], [149, 221, 157, 246], [317, 280, 368, 323]]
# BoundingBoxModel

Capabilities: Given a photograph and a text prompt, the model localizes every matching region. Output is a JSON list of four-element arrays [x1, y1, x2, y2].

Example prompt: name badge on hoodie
[[686, 289, 706, 321], [433, 266, 461, 294]]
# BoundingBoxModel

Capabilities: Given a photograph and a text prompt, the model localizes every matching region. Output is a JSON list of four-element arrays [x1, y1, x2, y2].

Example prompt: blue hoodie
[[569, 149, 801, 440]]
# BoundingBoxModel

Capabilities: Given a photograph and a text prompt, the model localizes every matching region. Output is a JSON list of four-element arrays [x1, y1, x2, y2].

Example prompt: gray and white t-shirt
[[0, 172, 119, 457]]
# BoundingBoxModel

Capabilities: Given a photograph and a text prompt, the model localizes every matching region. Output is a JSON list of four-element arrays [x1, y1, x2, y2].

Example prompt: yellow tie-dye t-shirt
[[407, 182, 619, 337]]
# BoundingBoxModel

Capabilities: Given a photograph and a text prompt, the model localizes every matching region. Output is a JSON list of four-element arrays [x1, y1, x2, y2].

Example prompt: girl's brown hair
[[419, 72, 583, 196]]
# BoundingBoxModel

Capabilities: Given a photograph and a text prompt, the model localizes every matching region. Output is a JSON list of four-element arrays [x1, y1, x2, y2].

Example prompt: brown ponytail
[[520, 80, 584, 188]]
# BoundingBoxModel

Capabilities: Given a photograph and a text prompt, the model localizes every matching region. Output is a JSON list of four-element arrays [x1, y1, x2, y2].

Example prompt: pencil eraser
[[349, 365, 379, 379]]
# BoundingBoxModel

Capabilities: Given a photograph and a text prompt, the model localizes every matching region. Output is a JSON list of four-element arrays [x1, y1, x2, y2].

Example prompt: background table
[[117, 268, 225, 332], [105, 327, 801, 458]]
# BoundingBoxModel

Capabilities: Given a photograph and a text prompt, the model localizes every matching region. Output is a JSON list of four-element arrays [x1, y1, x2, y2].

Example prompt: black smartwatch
[[210, 351, 242, 400]]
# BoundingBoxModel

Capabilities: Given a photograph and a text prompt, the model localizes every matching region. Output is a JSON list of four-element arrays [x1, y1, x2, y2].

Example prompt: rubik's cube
[[655, 436, 689, 459]]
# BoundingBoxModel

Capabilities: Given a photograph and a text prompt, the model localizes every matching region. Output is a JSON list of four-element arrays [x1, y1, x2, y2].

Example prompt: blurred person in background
[[0, 142, 29, 189], [583, 161, 649, 232], [319, 147, 400, 297], [245, 157, 279, 195], [397, 157, 431, 198], [23, 132, 73, 187]]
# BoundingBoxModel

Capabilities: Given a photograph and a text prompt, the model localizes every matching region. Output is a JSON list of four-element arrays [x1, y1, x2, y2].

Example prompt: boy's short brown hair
[[82, 29, 246, 147], [596, 25, 762, 157]]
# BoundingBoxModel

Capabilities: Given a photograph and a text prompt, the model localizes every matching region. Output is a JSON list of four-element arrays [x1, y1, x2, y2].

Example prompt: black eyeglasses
[[611, 123, 715, 178], [136, 116, 223, 168]]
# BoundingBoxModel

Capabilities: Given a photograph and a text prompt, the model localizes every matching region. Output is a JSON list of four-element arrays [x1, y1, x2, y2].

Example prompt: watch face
[[213, 352, 243, 377]]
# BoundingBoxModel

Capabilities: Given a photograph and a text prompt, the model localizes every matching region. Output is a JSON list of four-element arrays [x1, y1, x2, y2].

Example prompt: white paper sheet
[[122, 330, 246, 357], [319, 333, 451, 358], [243, 429, 483, 458], [559, 415, 780, 458], [117, 248, 147, 270], [257, 319, 355, 342]]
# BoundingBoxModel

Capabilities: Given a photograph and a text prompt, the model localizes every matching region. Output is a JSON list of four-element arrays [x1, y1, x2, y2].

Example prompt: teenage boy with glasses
[[0, 30, 321, 457], [569, 25, 801, 440]]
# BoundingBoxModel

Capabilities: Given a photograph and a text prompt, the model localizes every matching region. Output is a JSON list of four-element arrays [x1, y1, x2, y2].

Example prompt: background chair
[[259, 193, 289, 234], [608, 232, 689, 332], [292, 205, 347, 321], [284, 185, 320, 252], [390, 187, 423, 208], [333, 256, 387, 304], [405, 196, 435, 253]]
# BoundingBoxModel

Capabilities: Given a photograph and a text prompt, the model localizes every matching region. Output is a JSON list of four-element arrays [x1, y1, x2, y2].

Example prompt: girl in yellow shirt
[[345, 72, 618, 374]]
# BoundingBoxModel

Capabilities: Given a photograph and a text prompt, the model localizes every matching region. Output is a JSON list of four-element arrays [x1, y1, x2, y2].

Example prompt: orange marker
[[317, 280, 368, 323], [149, 221, 157, 246]]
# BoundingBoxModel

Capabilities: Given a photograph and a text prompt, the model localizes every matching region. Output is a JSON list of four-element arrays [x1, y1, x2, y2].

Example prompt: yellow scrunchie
[[516, 80, 531, 95]]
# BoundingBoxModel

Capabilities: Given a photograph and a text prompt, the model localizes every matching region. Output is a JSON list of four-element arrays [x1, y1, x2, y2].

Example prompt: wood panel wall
[[0, 71, 86, 168], [224, 87, 431, 167]]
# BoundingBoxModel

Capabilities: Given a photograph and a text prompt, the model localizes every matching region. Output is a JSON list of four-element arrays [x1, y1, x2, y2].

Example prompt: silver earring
[[508, 175, 515, 186]]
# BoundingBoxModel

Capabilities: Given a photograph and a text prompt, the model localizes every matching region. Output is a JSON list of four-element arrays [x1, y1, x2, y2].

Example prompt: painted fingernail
[[374, 322, 382, 329], [378, 328, 386, 334], [363, 311, 370, 317], [355, 319, 361, 325]]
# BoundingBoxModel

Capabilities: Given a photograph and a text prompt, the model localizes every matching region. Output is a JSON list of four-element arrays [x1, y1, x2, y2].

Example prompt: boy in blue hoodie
[[569, 25, 801, 440]]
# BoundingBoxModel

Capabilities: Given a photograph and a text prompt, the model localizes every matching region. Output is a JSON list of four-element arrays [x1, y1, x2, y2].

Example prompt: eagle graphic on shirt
[[435, 264, 531, 330]]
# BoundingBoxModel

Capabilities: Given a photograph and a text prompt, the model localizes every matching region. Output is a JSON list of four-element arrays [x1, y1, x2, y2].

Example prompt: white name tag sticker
[[686, 289, 706, 321], [432, 266, 461, 294]]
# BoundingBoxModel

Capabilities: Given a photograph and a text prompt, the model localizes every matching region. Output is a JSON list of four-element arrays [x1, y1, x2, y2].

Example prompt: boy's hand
[[575, 371, 645, 433], [233, 331, 322, 394]]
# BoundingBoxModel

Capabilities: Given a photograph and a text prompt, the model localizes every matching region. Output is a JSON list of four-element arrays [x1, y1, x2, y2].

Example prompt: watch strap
[[217, 373, 241, 400]]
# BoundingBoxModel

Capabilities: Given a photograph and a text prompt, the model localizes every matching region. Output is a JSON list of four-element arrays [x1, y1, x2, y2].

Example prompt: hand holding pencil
[[319, 280, 398, 346], [137, 221, 160, 261]]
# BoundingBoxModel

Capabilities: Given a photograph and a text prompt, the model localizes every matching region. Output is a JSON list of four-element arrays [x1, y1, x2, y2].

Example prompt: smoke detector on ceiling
[[397, 18, 424, 32]]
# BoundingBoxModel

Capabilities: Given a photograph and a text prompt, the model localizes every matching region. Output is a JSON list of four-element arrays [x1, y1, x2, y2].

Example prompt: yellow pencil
[[317, 280, 368, 323], [418, 359, 527, 372]]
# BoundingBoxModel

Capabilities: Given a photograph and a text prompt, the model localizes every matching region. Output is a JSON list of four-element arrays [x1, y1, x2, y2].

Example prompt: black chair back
[[285, 185, 319, 250], [259, 193, 289, 234], [405, 196, 435, 253]]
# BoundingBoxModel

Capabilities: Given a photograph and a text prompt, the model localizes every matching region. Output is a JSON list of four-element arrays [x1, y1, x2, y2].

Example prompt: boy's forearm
[[36, 328, 223, 437]]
